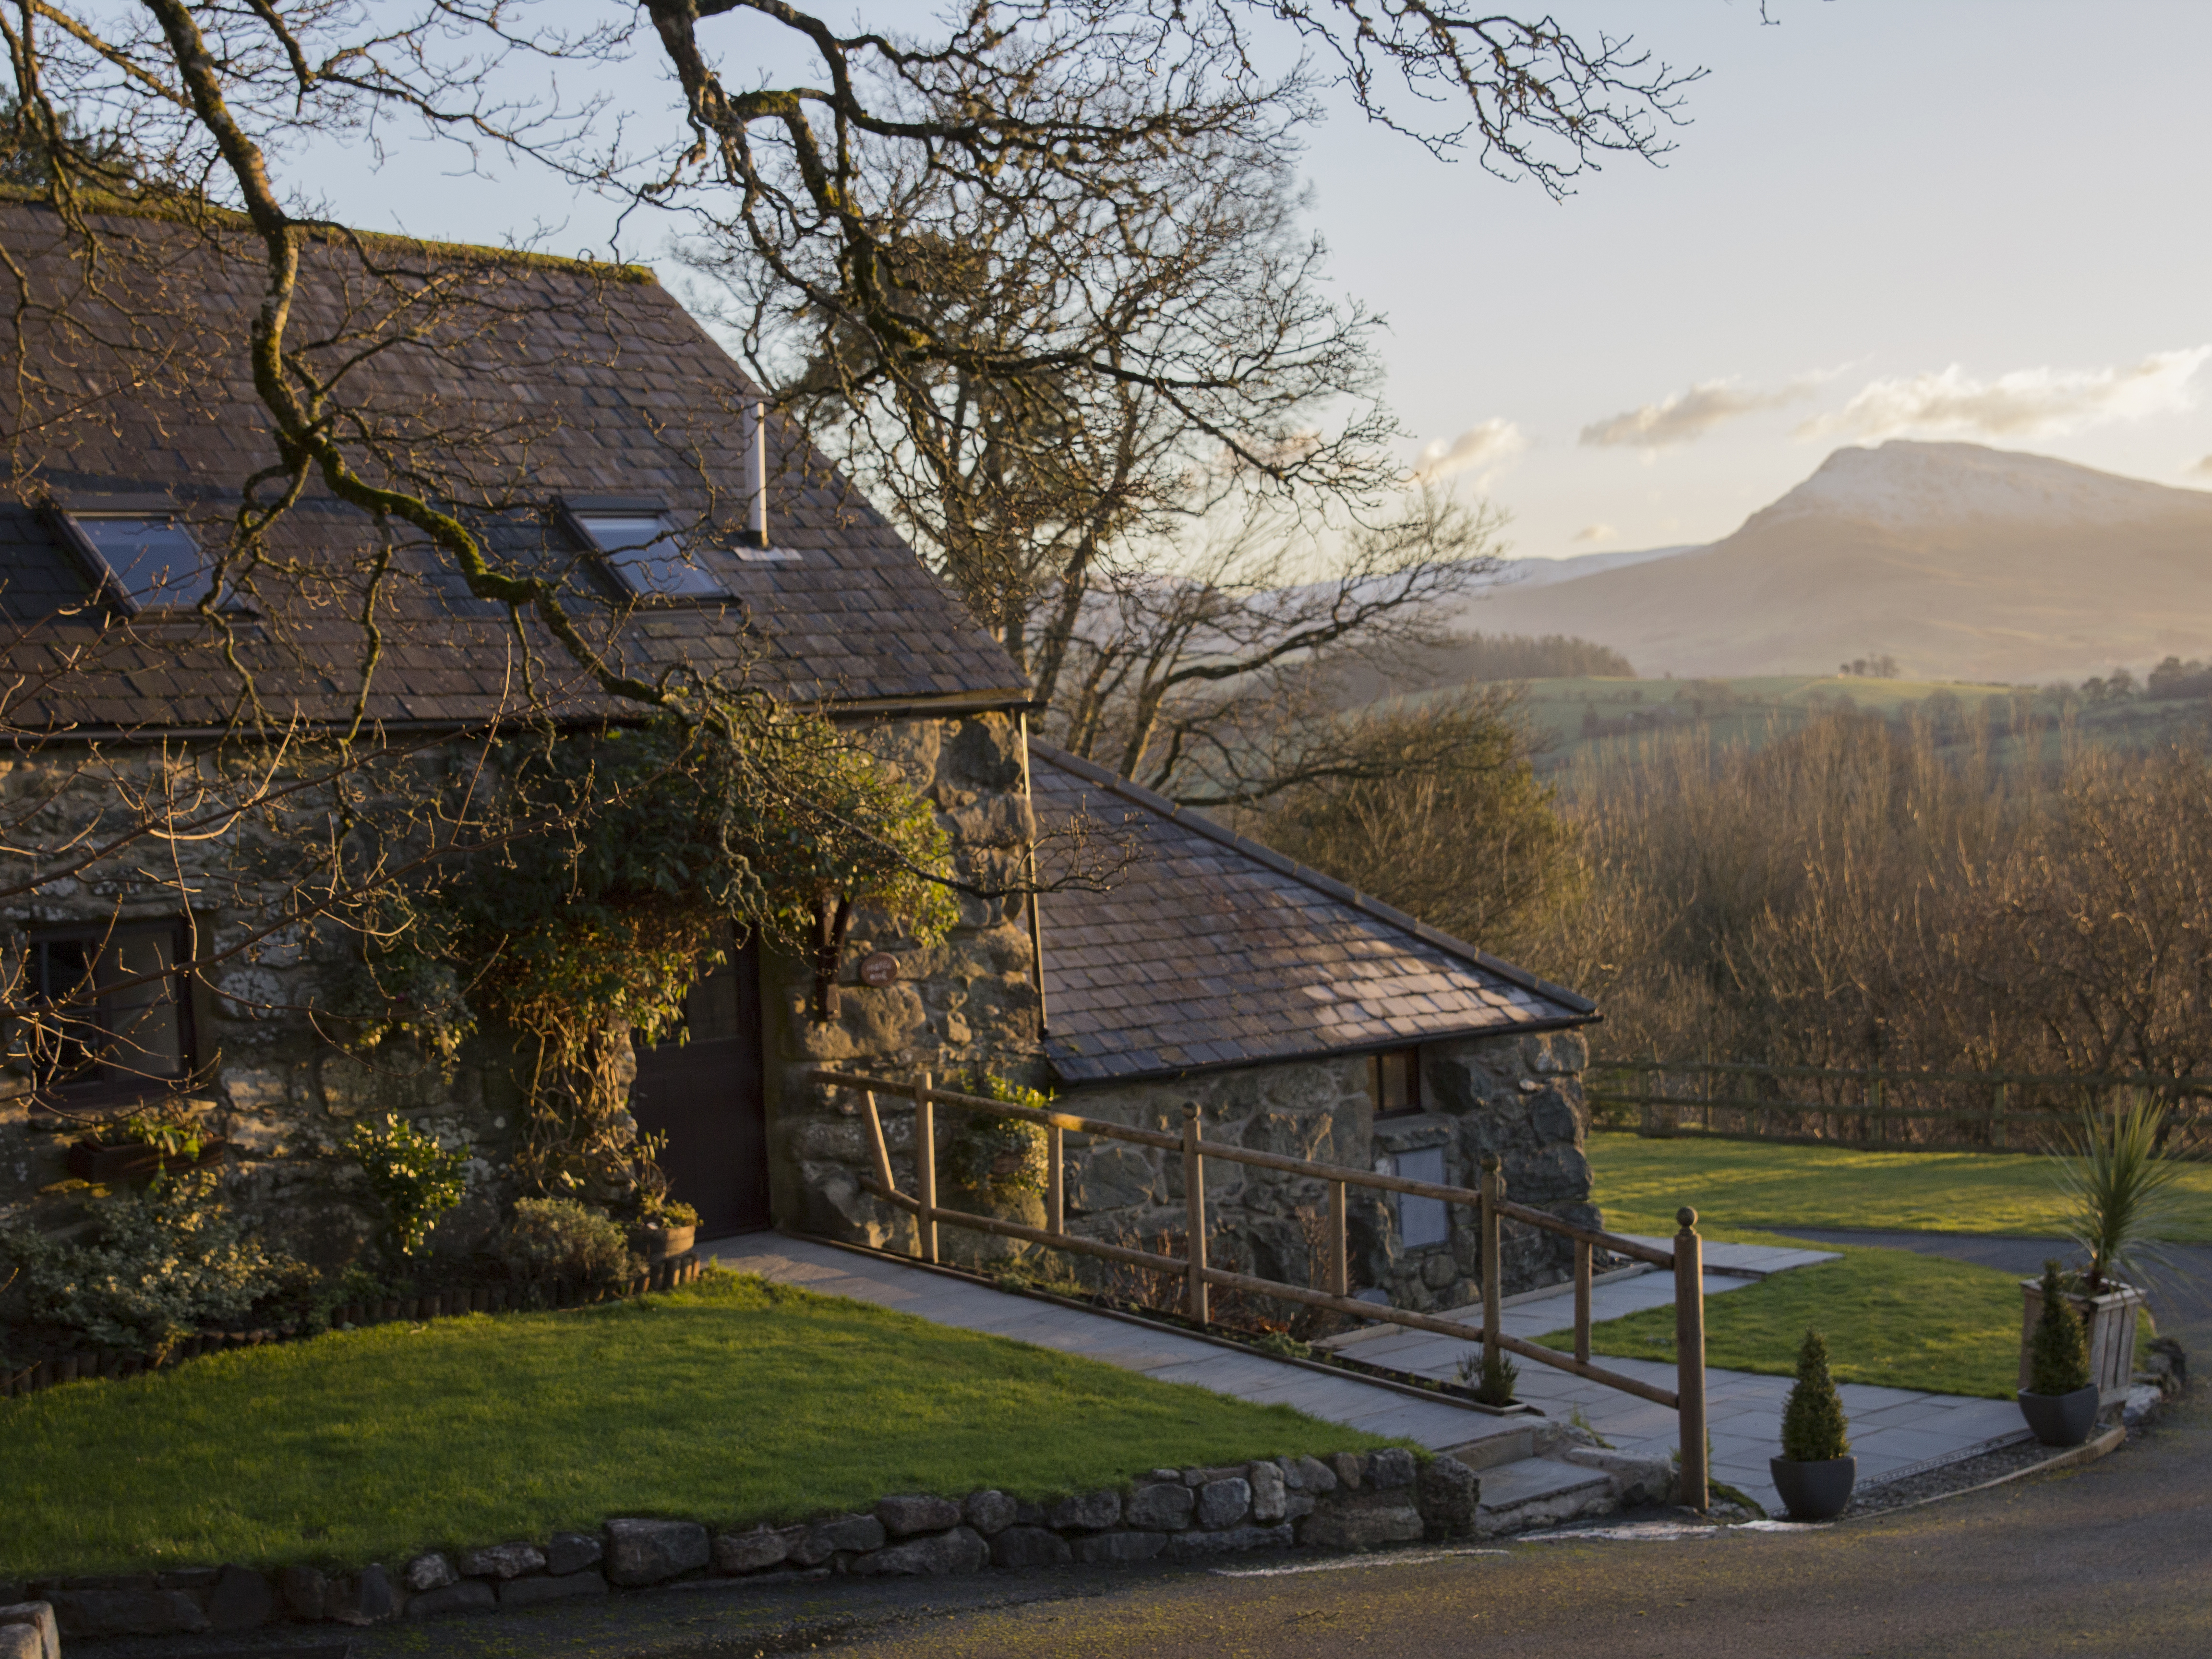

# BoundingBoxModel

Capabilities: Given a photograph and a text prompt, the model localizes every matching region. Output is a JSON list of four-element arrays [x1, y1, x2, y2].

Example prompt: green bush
[[942, 1074, 1050, 1197], [1779, 1328, 1851, 1461], [2028, 1259, 2092, 1396], [500, 1197, 637, 1284], [1456, 1345, 1520, 1406], [0, 1172, 307, 1358], [343, 1114, 469, 1262]]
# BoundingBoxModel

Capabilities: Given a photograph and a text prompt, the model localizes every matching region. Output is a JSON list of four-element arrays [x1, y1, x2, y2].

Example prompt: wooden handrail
[[823, 1064, 1709, 1505], [811, 1067, 1671, 1267], [858, 1176, 1682, 1410]]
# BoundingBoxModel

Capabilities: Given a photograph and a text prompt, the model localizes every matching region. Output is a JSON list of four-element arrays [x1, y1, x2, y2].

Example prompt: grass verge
[[0, 1268, 1390, 1580], [1587, 1130, 2212, 1243]]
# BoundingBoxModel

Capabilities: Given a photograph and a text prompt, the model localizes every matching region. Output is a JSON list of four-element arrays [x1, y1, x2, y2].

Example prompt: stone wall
[[1028, 1028, 1597, 1313], [6, 1448, 1479, 1638], [763, 710, 1040, 1246], [0, 710, 1040, 1268]]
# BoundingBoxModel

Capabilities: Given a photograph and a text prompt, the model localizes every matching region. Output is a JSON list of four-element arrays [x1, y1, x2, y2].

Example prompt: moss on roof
[[0, 183, 657, 284]]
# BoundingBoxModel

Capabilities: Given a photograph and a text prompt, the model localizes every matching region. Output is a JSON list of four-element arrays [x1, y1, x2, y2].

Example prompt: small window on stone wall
[[1377, 1145, 1451, 1248], [25, 921, 195, 1097], [1369, 1047, 1422, 1117]]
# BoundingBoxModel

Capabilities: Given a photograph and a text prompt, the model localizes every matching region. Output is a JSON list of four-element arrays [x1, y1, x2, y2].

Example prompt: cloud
[[1580, 379, 1815, 448], [1411, 418, 1524, 483], [1573, 523, 1615, 543], [1799, 348, 2212, 444]]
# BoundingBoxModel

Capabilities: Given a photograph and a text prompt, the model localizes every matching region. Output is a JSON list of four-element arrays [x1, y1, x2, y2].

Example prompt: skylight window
[[577, 513, 730, 599], [70, 515, 216, 611]]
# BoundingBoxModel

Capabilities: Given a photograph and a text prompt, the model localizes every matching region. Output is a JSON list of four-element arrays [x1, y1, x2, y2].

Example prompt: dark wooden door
[[628, 932, 769, 1238]]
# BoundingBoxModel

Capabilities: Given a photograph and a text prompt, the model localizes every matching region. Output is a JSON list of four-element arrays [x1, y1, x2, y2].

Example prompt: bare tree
[[1050, 489, 1504, 802]]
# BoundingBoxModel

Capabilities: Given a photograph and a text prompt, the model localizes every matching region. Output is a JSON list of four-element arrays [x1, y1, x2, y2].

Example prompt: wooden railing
[[812, 1067, 1713, 1510], [1591, 1058, 2212, 1156]]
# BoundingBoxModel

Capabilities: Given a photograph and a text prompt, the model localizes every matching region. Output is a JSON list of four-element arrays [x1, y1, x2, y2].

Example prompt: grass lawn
[[1585, 1130, 2212, 1243], [0, 1269, 1389, 1580], [1554, 1132, 2189, 1399], [1539, 1231, 2025, 1399]]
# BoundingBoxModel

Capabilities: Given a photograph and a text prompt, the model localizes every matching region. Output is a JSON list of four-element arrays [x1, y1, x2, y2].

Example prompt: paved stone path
[[705, 1232, 2028, 1515]]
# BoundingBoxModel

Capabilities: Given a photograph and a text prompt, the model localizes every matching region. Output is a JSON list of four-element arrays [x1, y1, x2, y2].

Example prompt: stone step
[[1438, 1427, 1546, 1471], [1470, 1456, 1619, 1535]]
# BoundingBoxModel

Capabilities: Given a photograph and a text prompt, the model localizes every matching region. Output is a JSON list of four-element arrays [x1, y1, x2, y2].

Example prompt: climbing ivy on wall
[[338, 703, 959, 1206]]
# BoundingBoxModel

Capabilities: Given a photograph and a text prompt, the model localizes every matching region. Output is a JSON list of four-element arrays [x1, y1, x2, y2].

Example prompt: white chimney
[[748, 399, 769, 548]]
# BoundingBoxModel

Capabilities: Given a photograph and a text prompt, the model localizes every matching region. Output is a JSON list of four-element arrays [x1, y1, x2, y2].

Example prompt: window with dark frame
[[1369, 1047, 1422, 1117], [25, 923, 194, 1096], [573, 512, 731, 600], [65, 514, 219, 612]]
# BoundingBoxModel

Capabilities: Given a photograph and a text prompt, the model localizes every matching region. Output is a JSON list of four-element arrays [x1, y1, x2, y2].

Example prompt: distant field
[[1384, 673, 2208, 773], [1587, 1131, 2212, 1244]]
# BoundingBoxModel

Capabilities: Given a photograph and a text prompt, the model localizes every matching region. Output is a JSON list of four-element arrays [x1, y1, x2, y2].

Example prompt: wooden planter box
[[2019, 1276, 2144, 1405], [66, 1137, 232, 1183]]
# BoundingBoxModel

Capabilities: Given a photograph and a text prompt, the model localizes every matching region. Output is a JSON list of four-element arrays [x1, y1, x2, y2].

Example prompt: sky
[[322, 0, 2212, 565]]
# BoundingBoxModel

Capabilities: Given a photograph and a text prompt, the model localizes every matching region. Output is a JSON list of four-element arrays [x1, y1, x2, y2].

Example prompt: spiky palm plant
[[2057, 1095, 2185, 1294]]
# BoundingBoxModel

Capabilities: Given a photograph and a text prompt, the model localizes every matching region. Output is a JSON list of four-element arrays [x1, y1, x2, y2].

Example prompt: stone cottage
[[0, 191, 1602, 1311]]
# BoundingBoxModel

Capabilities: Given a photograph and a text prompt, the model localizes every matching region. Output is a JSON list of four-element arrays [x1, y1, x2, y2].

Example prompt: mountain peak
[[1749, 440, 2205, 536]]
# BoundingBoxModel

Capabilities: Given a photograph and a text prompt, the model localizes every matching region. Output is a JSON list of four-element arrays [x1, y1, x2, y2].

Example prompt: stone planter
[[2017, 1384, 2100, 1447], [2019, 1277, 2143, 1405], [630, 1224, 696, 1262], [66, 1137, 231, 1183], [937, 1183, 1045, 1272], [1768, 1455, 1856, 1522]]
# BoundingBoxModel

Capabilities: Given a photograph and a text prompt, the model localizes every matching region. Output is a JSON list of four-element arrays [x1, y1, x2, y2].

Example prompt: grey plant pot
[[1769, 1455, 1857, 1522], [2018, 1384, 2100, 1447]]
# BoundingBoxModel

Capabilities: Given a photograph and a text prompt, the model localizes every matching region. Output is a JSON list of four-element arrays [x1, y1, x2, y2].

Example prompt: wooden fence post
[[1574, 1237, 1593, 1366], [1993, 1079, 2008, 1151], [1183, 1103, 1208, 1324], [1329, 1179, 1349, 1297], [915, 1071, 938, 1265], [1480, 1154, 1503, 1363], [1047, 1122, 1065, 1237], [1675, 1206, 1708, 1511]]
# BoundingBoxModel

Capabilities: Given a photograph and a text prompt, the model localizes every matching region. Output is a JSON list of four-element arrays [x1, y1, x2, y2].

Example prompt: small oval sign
[[857, 951, 900, 988]]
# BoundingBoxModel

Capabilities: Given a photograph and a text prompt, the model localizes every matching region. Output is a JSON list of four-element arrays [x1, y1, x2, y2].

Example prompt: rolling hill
[[1454, 442, 2212, 682]]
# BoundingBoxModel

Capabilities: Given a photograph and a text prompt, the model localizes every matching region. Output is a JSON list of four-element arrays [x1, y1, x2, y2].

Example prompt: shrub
[[0, 1172, 308, 1358], [2028, 1259, 2092, 1396], [2057, 1097, 2183, 1294], [500, 1197, 637, 1284], [1457, 1345, 1520, 1406], [1779, 1328, 1851, 1462], [344, 1114, 469, 1262], [942, 1074, 1050, 1197]]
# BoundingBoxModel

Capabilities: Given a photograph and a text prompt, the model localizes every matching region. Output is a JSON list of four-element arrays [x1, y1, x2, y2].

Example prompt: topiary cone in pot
[[1771, 1327, 1856, 1521], [2019, 1259, 2100, 1446]]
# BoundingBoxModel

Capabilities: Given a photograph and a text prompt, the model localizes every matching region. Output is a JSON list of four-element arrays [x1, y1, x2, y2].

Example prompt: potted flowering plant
[[1770, 1328, 1855, 1521]]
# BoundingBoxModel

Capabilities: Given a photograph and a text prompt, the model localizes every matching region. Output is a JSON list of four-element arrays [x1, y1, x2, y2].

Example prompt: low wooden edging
[[0, 1255, 703, 1399], [4, 1450, 1484, 1640], [1872, 1423, 2130, 1517]]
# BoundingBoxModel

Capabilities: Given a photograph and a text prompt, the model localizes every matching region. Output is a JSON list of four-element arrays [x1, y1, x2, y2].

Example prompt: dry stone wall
[[1, 1450, 1479, 1639]]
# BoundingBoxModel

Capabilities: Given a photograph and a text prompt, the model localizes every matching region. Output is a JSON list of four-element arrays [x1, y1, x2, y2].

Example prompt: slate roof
[[1031, 744, 1596, 1085], [0, 195, 1026, 733]]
